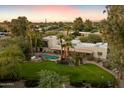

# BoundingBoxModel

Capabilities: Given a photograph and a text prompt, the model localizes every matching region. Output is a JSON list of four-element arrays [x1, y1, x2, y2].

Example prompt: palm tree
[[57, 33, 64, 59], [26, 31, 33, 55], [34, 32, 39, 52], [63, 25, 73, 59], [26, 23, 34, 56], [64, 25, 71, 35], [71, 52, 85, 66], [63, 36, 73, 59]]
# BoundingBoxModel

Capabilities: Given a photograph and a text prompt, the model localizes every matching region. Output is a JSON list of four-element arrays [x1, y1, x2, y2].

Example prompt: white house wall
[[43, 36, 108, 60]]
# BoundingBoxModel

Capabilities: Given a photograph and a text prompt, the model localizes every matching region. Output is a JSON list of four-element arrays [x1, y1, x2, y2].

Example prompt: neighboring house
[[43, 36, 61, 49], [0, 32, 5, 37], [79, 31, 100, 36], [0, 32, 10, 39], [70, 31, 101, 36], [43, 36, 108, 60]]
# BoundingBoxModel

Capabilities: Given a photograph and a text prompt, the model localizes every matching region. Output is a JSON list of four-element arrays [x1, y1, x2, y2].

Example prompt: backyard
[[21, 61, 117, 87], [1, 5, 123, 88]]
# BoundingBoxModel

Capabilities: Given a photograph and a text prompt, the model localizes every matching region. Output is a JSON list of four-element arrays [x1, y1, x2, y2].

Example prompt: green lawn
[[21, 61, 116, 87]]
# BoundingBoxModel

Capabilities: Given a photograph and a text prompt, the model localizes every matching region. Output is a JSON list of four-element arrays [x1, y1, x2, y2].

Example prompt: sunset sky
[[0, 5, 107, 22]]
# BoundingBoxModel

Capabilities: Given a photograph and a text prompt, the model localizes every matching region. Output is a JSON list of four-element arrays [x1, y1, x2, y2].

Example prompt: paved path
[[0, 80, 25, 88]]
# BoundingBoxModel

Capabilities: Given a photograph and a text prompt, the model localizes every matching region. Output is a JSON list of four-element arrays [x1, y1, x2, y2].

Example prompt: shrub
[[71, 80, 115, 88], [38, 70, 63, 88], [0, 44, 24, 80], [79, 34, 102, 43]]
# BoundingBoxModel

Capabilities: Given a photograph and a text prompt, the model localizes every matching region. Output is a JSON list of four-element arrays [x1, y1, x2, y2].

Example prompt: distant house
[[0, 32, 10, 39], [79, 31, 100, 36], [0, 32, 5, 36], [43, 36, 108, 60], [71, 31, 101, 36]]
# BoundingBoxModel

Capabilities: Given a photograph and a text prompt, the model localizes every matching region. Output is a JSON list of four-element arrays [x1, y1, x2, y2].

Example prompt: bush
[[0, 44, 24, 80], [79, 34, 102, 43], [57, 58, 70, 65], [79, 36, 88, 42], [38, 70, 63, 88], [70, 81, 91, 88], [71, 80, 114, 88], [0, 64, 22, 81]]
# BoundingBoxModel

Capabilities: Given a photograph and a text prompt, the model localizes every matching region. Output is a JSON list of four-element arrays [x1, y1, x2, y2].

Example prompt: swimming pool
[[42, 53, 60, 61]]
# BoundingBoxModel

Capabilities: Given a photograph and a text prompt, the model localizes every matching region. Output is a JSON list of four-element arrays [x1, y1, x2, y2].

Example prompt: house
[[0, 32, 10, 39], [79, 31, 100, 36], [70, 31, 101, 36], [43, 36, 108, 60], [0, 32, 6, 37]]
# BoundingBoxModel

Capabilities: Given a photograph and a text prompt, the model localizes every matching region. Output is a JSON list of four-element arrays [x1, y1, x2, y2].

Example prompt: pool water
[[42, 53, 60, 61]]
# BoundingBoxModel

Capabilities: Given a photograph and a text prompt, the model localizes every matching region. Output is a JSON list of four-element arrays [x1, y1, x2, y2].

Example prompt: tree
[[64, 25, 72, 35], [11, 16, 29, 37], [11, 36, 30, 60], [79, 36, 88, 42], [38, 70, 63, 88], [26, 23, 44, 55], [0, 26, 6, 32], [35, 32, 44, 52], [101, 6, 124, 79], [57, 33, 64, 59], [26, 22, 34, 55], [63, 36, 73, 59], [87, 34, 102, 43], [0, 44, 24, 80], [58, 22, 64, 30], [79, 34, 102, 43], [71, 52, 85, 66], [107, 46, 124, 79], [84, 19, 93, 32], [73, 17, 84, 32]]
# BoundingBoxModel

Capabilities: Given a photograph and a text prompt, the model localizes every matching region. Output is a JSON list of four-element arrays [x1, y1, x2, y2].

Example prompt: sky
[[0, 5, 107, 22]]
